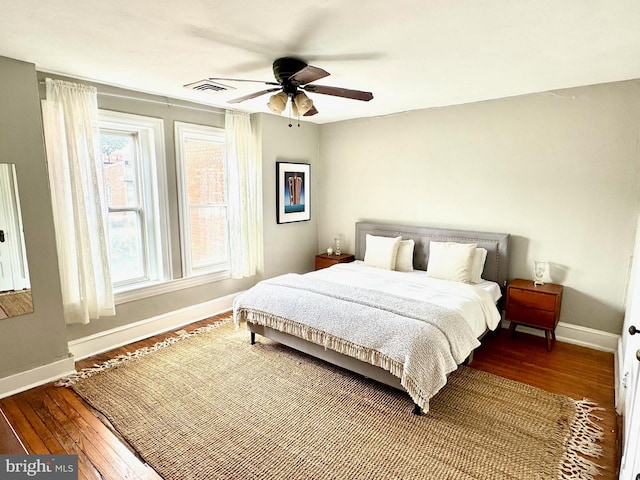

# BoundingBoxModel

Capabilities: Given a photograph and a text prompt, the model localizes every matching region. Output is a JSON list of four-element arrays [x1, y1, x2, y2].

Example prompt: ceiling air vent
[[183, 79, 236, 94]]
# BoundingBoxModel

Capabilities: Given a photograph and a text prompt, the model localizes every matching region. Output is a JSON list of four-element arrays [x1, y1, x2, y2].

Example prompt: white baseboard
[[2, 296, 615, 400], [69, 292, 241, 361], [0, 356, 76, 399], [501, 319, 619, 353], [0, 293, 242, 400]]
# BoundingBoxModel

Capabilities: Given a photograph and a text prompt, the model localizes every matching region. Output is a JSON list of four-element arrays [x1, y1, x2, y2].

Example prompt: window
[[99, 111, 170, 291], [96, 113, 229, 301], [175, 122, 229, 276]]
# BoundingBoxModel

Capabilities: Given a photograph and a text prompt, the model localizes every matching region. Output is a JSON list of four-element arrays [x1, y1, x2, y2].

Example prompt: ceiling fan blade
[[227, 88, 281, 104], [302, 84, 373, 101], [303, 106, 319, 117], [289, 65, 330, 85]]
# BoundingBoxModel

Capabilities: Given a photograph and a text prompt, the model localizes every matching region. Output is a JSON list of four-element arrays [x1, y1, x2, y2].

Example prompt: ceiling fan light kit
[[186, 56, 373, 124], [267, 91, 288, 114], [293, 92, 314, 115]]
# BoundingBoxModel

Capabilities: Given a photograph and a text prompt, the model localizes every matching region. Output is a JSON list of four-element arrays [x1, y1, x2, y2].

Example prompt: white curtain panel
[[225, 111, 262, 279], [41, 78, 115, 325]]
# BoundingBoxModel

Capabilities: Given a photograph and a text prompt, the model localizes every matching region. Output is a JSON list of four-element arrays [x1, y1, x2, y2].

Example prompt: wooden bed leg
[[413, 403, 422, 416], [250, 332, 256, 345]]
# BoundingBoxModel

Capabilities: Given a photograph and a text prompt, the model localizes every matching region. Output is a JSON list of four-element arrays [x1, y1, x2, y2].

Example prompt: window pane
[[184, 138, 225, 205], [108, 211, 145, 283], [101, 132, 139, 208], [176, 122, 229, 276], [189, 206, 228, 269]]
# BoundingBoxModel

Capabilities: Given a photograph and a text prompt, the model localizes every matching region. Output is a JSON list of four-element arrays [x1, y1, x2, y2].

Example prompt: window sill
[[114, 270, 231, 305]]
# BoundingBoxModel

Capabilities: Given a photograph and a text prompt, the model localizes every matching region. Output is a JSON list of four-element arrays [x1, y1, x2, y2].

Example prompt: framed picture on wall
[[276, 162, 310, 224]]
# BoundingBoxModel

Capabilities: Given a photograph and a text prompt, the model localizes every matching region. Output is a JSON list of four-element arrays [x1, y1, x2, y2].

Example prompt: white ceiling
[[2, 0, 640, 124]]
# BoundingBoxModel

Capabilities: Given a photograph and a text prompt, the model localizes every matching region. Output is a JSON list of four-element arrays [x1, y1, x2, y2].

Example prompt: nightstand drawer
[[315, 253, 355, 270], [506, 278, 563, 351], [506, 304, 557, 329], [508, 288, 557, 312], [315, 257, 338, 270]]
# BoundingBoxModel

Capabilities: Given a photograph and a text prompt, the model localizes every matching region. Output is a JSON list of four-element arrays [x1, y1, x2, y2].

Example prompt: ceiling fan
[[185, 57, 373, 119]]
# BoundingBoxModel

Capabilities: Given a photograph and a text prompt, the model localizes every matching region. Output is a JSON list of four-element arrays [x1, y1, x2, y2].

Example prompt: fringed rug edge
[[55, 315, 233, 387], [561, 398, 606, 480]]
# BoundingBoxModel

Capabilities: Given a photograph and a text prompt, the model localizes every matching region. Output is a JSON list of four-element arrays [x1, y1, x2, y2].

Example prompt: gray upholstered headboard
[[355, 222, 510, 287]]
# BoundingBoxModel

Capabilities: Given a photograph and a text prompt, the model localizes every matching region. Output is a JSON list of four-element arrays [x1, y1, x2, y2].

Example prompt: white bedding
[[310, 260, 502, 338], [234, 261, 503, 411]]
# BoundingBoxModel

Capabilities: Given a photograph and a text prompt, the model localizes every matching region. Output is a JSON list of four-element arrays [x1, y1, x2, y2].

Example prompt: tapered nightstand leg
[[545, 330, 552, 351]]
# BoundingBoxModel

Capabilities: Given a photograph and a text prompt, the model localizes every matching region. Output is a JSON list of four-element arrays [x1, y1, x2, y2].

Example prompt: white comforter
[[233, 262, 502, 412], [306, 261, 501, 337], [311, 261, 502, 337]]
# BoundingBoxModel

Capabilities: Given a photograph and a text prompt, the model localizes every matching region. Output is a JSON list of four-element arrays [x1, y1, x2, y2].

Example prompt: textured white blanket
[[233, 273, 482, 412]]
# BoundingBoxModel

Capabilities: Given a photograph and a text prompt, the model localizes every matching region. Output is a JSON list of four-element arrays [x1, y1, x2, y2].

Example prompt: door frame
[[618, 213, 640, 479]]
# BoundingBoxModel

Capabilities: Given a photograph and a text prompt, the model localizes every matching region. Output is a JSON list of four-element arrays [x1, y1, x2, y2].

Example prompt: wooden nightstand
[[505, 278, 564, 351], [315, 253, 355, 270]]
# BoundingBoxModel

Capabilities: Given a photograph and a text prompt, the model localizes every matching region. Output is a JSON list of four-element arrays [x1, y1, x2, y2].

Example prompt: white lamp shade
[[267, 92, 288, 114], [294, 92, 313, 115]]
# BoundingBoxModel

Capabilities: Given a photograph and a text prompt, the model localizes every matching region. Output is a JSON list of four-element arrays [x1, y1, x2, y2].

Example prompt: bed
[[233, 221, 510, 414]]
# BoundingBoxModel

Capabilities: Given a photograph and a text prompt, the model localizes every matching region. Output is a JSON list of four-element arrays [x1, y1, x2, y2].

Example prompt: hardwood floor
[[0, 313, 619, 479], [471, 327, 619, 478]]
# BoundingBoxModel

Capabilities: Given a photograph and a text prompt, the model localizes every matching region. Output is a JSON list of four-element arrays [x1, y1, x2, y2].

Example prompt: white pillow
[[426, 241, 477, 283], [470, 247, 488, 283], [395, 239, 415, 272], [364, 234, 402, 270]]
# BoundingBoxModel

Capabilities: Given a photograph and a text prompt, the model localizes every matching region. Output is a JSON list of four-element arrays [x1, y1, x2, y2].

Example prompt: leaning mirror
[[0, 163, 33, 318]]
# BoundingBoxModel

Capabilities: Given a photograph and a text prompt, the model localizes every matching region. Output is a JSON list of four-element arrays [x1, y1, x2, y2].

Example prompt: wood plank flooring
[[0, 313, 619, 479], [471, 327, 619, 478]]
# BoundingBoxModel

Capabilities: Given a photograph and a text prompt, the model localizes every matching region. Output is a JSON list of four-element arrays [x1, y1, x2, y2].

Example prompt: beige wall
[[317, 80, 640, 335], [254, 113, 320, 278], [1, 50, 636, 384], [0, 57, 68, 376]]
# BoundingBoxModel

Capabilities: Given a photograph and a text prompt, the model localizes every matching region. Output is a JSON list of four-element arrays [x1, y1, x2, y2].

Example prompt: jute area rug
[[59, 317, 604, 480]]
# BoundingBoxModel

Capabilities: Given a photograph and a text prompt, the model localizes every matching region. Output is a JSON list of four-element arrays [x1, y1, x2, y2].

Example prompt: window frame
[[98, 110, 172, 297], [174, 121, 230, 278]]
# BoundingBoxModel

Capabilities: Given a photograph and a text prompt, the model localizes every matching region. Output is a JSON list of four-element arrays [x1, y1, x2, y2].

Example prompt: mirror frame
[[0, 163, 33, 318]]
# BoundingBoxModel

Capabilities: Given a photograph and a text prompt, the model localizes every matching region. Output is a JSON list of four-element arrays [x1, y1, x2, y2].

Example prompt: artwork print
[[277, 162, 310, 223], [285, 171, 305, 213]]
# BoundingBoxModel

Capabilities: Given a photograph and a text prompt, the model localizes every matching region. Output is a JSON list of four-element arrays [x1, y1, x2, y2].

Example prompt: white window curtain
[[225, 110, 262, 279], [41, 78, 115, 325]]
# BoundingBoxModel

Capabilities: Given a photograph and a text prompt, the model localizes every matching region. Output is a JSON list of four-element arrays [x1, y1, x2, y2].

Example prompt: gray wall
[[0, 57, 68, 376], [1, 51, 636, 383], [36, 73, 260, 342], [317, 80, 640, 335], [0, 58, 319, 379]]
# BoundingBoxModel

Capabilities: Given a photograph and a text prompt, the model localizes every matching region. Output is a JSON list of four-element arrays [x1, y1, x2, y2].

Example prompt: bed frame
[[247, 221, 510, 412], [354, 222, 510, 287]]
